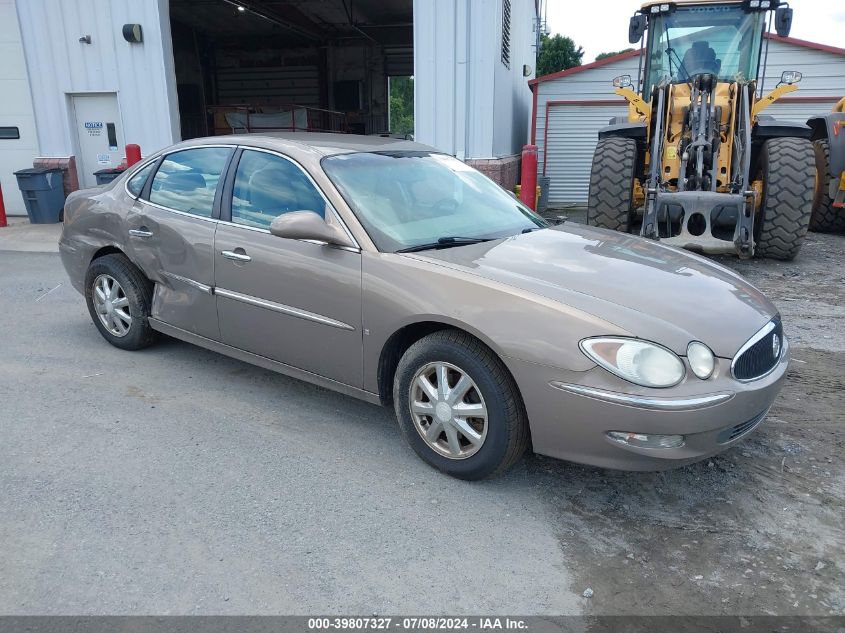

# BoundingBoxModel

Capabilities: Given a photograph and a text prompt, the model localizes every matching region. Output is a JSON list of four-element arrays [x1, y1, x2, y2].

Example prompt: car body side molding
[[148, 318, 379, 404], [214, 287, 355, 331]]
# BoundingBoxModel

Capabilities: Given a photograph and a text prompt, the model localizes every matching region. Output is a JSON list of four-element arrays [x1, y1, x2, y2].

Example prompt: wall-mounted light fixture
[[78, 35, 92, 44], [523, 64, 533, 77], [122, 24, 143, 43]]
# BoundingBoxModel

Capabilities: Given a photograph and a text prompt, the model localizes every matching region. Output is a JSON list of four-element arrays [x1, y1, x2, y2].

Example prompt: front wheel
[[755, 137, 815, 260], [393, 330, 529, 480], [587, 137, 638, 232]]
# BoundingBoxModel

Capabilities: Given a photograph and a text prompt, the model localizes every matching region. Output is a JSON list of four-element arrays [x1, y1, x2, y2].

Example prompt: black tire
[[393, 330, 529, 480], [587, 137, 638, 232], [84, 253, 157, 350], [809, 138, 845, 233], [755, 137, 815, 260]]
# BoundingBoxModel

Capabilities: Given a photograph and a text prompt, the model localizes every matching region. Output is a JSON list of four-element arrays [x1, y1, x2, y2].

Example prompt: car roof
[[170, 132, 437, 157]]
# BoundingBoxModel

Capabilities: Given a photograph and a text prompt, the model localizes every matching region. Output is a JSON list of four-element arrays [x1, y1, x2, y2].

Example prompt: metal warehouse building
[[530, 35, 845, 208], [0, 0, 539, 215]]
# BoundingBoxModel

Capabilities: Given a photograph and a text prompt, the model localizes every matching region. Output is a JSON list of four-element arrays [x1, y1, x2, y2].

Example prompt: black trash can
[[94, 167, 126, 186], [537, 176, 551, 214], [14, 167, 66, 224]]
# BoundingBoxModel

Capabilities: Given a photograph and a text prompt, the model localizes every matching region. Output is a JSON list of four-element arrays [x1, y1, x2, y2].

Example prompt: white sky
[[543, 0, 845, 63]]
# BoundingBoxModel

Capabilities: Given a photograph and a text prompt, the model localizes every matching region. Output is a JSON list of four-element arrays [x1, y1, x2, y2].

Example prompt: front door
[[70, 93, 125, 188], [214, 148, 363, 387], [126, 146, 233, 340]]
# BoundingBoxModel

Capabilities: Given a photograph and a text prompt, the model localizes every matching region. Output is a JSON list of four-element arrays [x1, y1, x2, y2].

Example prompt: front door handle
[[129, 228, 153, 238], [221, 249, 252, 263]]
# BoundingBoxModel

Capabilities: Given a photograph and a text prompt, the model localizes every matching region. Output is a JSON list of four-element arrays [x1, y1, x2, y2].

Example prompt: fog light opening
[[607, 431, 685, 449]]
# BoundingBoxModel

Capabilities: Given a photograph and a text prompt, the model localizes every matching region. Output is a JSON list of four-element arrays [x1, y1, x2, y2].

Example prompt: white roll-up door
[[544, 103, 628, 206]]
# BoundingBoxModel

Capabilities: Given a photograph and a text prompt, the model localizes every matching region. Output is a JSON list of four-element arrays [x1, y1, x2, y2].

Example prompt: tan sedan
[[59, 134, 788, 479]]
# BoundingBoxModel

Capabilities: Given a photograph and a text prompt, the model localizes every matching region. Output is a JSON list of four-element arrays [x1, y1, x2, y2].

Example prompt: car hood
[[404, 224, 777, 358]]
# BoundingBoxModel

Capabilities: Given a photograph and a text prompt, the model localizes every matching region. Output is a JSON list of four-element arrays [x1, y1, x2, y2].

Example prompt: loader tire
[[755, 137, 815, 261], [587, 137, 638, 233], [809, 139, 845, 233]]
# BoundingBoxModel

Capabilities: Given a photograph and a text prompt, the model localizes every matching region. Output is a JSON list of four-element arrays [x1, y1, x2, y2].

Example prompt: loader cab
[[632, 1, 791, 99]]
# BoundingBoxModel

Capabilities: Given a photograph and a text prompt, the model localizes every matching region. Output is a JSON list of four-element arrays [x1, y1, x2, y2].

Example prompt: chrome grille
[[732, 317, 783, 381], [717, 409, 769, 444]]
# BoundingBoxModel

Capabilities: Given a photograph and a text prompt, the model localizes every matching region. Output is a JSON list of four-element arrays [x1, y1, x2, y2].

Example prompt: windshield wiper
[[396, 236, 495, 253]]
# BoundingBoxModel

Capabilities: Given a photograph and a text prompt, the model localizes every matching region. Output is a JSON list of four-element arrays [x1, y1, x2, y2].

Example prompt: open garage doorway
[[168, 0, 413, 140]]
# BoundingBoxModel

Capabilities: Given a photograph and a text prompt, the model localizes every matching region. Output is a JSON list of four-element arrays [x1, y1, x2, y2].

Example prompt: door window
[[231, 150, 326, 229], [126, 162, 155, 197], [148, 147, 231, 217]]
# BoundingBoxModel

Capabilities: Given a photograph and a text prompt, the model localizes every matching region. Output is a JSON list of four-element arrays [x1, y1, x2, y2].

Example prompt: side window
[[126, 162, 155, 197], [148, 147, 231, 217], [231, 149, 326, 229]]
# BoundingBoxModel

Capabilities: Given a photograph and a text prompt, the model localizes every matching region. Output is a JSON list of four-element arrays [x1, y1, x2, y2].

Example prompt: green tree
[[595, 48, 635, 61], [389, 76, 414, 137], [536, 34, 584, 77]]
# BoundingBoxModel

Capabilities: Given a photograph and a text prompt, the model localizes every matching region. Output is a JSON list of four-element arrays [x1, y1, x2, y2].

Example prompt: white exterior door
[[544, 103, 628, 206], [70, 93, 125, 188]]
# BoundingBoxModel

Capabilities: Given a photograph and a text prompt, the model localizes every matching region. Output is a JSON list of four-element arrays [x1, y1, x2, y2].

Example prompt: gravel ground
[[0, 221, 842, 615]]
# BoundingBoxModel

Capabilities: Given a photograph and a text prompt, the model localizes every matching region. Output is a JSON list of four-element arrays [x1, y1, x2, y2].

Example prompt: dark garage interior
[[169, 0, 414, 140]]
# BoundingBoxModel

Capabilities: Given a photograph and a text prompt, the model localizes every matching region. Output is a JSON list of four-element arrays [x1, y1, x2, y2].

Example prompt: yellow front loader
[[587, 0, 816, 260], [808, 97, 845, 232]]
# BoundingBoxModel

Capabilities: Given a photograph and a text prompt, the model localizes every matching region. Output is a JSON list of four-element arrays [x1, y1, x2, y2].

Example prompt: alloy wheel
[[92, 274, 132, 337], [409, 362, 488, 459]]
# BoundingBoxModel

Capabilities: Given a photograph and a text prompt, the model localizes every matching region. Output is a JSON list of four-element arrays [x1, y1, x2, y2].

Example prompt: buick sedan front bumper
[[504, 336, 789, 471]]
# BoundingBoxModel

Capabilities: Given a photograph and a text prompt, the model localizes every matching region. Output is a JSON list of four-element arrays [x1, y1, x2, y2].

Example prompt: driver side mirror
[[775, 6, 793, 37], [628, 14, 647, 44], [269, 211, 356, 249]]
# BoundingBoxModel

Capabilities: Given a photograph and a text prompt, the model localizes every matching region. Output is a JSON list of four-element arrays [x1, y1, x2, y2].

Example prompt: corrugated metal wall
[[0, 0, 38, 214], [216, 66, 320, 107], [15, 0, 179, 158], [414, 0, 536, 160], [536, 37, 845, 206]]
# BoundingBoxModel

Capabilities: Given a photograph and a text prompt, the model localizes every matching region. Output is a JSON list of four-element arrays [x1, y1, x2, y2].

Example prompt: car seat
[[681, 41, 722, 78]]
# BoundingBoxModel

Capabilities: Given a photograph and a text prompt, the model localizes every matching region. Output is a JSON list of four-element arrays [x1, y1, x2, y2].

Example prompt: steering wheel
[[434, 198, 459, 214]]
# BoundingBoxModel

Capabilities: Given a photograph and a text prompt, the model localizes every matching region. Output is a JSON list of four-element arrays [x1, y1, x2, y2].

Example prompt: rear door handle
[[129, 228, 153, 238], [221, 249, 252, 263]]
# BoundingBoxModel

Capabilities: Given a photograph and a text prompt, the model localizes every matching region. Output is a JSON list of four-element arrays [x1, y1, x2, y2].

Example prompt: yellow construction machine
[[587, 0, 817, 259], [808, 97, 845, 232]]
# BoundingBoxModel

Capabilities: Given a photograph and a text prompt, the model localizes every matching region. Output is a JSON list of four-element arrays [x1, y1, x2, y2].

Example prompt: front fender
[[360, 252, 628, 394]]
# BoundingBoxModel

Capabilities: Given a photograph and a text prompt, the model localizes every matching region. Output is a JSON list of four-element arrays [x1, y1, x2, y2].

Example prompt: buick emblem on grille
[[772, 333, 781, 358]]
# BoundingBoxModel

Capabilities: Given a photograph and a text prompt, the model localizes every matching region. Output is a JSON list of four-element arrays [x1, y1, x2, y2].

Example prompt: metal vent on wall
[[501, 0, 511, 68]]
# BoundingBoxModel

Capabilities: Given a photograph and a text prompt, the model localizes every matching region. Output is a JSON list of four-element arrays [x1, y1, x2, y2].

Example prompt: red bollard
[[125, 144, 142, 167], [0, 182, 7, 228], [519, 144, 538, 211]]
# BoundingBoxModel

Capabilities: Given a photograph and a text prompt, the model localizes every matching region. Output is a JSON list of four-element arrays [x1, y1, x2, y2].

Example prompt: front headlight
[[580, 337, 686, 388]]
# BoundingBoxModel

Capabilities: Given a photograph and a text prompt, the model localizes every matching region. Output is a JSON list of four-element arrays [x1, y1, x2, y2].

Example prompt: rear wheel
[[393, 330, 529, 480], [587, 137, 638, 232], [84, 253, 157, 350], [809, 138, 845, 233], [755, 137, 815, 260]]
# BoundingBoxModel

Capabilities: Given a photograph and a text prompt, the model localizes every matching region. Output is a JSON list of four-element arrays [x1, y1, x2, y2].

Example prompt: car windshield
[[322, 151, 548, 252], [644, 6, 765, 91]]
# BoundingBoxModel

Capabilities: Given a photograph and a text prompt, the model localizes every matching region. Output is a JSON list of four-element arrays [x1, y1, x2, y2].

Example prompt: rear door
[[125, 145, 233, 339], [213, 147, 363, 387]]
